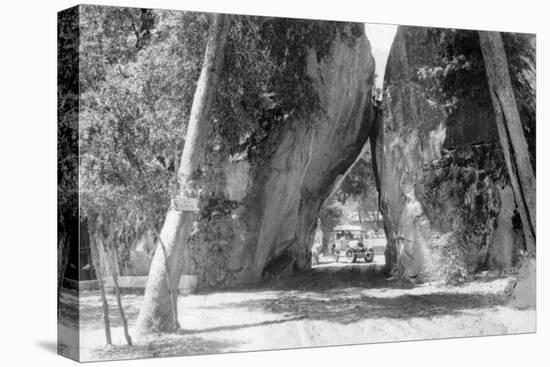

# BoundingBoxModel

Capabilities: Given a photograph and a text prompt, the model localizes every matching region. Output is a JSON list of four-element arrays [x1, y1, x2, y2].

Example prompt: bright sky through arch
[[364, 23, 398, 89]]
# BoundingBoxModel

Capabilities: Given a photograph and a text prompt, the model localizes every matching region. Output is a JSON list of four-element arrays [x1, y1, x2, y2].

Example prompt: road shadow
[[203, 290, 506, 324], [180, 316, 306, 335], [79, 293, 142, 331], [270, 265, 415, 292], [88, 335, 239, 361]]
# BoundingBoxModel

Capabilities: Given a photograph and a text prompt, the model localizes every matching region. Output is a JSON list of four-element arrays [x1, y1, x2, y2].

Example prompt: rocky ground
[[71, 255, 535, 361]]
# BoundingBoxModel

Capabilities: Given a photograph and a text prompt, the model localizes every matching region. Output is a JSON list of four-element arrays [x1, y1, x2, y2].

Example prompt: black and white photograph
[[3, 1, 548, 366], [55, 3, 539, 362]]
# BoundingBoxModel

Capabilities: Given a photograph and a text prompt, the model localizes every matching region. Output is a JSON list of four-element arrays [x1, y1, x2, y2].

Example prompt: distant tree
[[318, 199, 343, 253], [334, 145, 379, 230], [336, 156, 376, 203]]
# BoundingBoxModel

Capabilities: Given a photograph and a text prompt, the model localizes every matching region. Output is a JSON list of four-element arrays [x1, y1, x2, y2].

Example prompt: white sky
[[364, 23, 398, 88]]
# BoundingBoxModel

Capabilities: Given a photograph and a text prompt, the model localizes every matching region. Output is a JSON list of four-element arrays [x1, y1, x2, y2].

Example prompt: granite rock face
[[372, 27, 535, 281], [189, 26, 376, 289]]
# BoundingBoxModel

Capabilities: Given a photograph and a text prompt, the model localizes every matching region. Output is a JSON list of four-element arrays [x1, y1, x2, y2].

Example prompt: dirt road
[[75, 259, 535, 361]]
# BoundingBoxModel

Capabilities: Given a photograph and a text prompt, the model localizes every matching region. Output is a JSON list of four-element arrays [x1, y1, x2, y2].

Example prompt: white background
[[0, 0, 547, 366]]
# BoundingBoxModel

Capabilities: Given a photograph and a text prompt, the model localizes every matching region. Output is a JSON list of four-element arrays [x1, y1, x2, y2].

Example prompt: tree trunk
[[479, 31, 536, 308], [105, 244, 132, 346], [320, 221, 331, 255], [478, 31, 536, 254], [135, 13, 232, 336], [357, 200, 363, 226], [57, 234, 70, 308], [89, 233, 112, 345], [148, 221, 181, 331]]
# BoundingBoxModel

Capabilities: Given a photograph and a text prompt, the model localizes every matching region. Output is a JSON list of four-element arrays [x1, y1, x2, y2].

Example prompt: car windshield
[[335, 230, 364, 239]]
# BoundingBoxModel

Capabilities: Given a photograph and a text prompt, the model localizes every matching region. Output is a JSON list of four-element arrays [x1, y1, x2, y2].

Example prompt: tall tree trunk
[[479, 31, 536, 308], [357, 200, 363, 226], [57, 234, 70, 309], [105, 244, 132, 346], [89, 233, 112, 345], [478, 31, 536, 254], [320, 220, 330, 255], [148, 221, 181, 331], [135, 13, 232, 336]]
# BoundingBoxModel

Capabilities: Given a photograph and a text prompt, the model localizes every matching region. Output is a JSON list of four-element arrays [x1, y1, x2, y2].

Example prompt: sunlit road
[[74, 237, 534, 361]]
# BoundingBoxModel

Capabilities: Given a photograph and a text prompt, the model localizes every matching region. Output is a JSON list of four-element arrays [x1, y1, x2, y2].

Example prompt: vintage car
[[332, 225, 375, 263]]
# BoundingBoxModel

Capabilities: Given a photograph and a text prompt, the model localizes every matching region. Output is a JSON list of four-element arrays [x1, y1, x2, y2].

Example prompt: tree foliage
[[333, 144, 379, 223], [209, 17, 364, 165], [58, 7, 80, 289], [335, 154, 377, 204], [78, 7, 365, 268], [79, 7, 208, 265]]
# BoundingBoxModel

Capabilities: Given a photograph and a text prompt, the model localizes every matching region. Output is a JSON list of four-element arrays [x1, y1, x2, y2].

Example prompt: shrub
[[426, 207, 489, 285]]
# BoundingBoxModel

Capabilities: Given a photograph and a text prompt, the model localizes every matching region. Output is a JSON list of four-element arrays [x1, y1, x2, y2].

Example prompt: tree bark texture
[[135, 13, 232, 336], [479, 31, 536, 254], [89, 234, 112, 345], [57, 234, 70, 307], [105, 245, 132, 346], [479, 31, 536, 308]]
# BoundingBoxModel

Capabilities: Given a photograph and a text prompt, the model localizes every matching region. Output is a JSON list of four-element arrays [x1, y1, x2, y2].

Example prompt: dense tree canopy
[[78, 6, 366, 266], [79, 7, 210, 264]]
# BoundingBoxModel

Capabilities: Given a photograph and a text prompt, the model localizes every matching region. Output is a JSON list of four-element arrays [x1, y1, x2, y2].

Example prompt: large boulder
[[188, 23, 376, 289], [372, 26, 535, 281]]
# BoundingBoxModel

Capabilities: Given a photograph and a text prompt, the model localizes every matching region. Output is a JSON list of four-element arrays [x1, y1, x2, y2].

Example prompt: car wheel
[[364, 249, 374, 263]]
